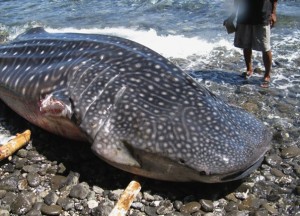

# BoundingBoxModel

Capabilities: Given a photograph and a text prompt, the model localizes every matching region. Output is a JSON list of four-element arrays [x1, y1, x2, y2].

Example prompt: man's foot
[[260, 76, 271, 88], [241, 71, 253, 79]]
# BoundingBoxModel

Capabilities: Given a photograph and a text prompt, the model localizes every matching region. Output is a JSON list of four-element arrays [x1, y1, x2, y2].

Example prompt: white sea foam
[[46, 27, 239, 59]]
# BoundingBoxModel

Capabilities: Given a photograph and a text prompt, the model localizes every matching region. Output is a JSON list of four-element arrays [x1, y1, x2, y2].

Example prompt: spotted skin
[[0, 28, 271, 182]]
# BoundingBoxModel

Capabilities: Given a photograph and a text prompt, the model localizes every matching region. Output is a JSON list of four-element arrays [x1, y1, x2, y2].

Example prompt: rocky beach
[[0, 0, 300, 215], [0, 67, 299, 216]]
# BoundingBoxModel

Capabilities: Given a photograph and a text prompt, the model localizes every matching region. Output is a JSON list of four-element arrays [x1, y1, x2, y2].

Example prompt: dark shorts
[[234, 24, 271, 52]]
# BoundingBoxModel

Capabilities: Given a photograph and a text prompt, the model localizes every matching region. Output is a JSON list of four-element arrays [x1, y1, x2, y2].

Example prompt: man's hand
[[270, 13, 277, 28]]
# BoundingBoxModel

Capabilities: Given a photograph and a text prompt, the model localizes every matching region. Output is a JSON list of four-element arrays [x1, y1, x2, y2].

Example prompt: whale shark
[[0, 28, 271, 182]]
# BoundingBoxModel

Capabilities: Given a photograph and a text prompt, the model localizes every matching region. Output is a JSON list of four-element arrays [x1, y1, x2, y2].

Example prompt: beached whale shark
[[0, 28, 271, 182]]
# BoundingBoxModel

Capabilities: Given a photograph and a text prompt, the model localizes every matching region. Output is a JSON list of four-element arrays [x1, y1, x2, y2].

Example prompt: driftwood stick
[[0, 130, 31, 160]]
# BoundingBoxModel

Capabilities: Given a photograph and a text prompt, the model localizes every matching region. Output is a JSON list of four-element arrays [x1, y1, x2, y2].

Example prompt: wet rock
[[69, 182, 90, 199], [270, 168, 285, 178], [156, 200, 173, 215], [144, 206, 158, 216], [0, 209, 9, 216], [22, 164, 41, 173], [26, 209, 42, 216], [180, 201, 201, 214], [173, 200, 183, 211], [225, 201, 238, 212], [41, 204, 62, 216], [265, 154, 282, 167], [143, 191, 155, 202], [57, 163, 66, 174], [2, 163, 14, 173], [254, 209, 268, 216], [108, 189, 123, 201], [242, 102, 259, 113], [17, 149, 28, 158], [239, 195, 261, 211], [92, 185, 104, 195], [14, 158, 28, 169], [0, 175, 18, 191], [261, 203, 278, 215], [27, 172, 41, 187], [59, 172, 79, 192], [199, 199, 213, 212], [2, 192, 17, 206], [87, 200, 98, 209], [57, 197, 74, 211], [44, 191, 59, 205], [132, 202, 144, 210], [281, 146, 300, 158], [18, 178, 28, 190], [0, 190, 6, 199], [50, 175, 67, 190], [11, 193, 36, 215], [91, 202, 113, 216]]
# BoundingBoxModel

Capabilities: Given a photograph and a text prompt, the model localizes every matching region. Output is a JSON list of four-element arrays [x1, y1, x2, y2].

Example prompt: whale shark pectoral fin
[[91, 138, 141, 168], [39, 93, 73, 119]]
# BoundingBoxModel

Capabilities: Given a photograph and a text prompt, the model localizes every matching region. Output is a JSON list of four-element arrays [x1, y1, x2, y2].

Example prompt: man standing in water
[[225, 0, 278, 88]]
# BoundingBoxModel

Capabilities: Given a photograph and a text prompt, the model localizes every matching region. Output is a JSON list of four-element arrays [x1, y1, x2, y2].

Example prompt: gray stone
[[2, 192, 17, 205], [93, 186, 104, 195], [0, 209, 9, 216], [0, 190, 7, 199], [199, 199, 213, 212], [27, 172, 41, 187], [41, 204, 62, 216], [25, 209, 42, 216], [281, 146, 300, 158], [180, 202, 201, 214], [108, 189, 123, 201], [156, 200, 173, 215], [17, 149, 28, 158], [69, 182, 90, 199], [0, 175, 18, 191], [11, 193, 35, 215], [44, 191, 59, 205], [50, 175, 67, 190], [18, 178, 28, 190], [87, 200, 98, 209], [57, 197, 74, 211]]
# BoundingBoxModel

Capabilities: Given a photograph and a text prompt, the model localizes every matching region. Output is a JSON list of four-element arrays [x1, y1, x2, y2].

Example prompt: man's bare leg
[[243, 48, 253, 76], [262, 50, 272, 82]]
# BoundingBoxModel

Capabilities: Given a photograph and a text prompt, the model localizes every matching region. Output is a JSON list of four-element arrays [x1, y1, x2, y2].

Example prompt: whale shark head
[[88, 61, 271, 183]]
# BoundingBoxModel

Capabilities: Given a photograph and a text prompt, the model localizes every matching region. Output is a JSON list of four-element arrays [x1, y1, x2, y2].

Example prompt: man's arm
[[271, 0, 278, 27]]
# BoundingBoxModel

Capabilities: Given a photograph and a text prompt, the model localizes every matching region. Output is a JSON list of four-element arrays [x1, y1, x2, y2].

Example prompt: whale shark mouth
[[220, 156, 264, 182]]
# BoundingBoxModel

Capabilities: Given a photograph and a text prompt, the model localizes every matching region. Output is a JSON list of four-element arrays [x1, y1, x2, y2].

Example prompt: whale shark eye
[[179, 159, 185, 164]]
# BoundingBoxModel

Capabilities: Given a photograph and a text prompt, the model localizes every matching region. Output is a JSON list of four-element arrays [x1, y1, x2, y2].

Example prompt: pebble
[[10, 193, 35, 215], [56, 197, 74, 211], [0, 175, 18, 192], [16, 149, 28, 158], [87, 200, 98, 209], [108, 189, 123, 201], [0, 210, 9, 216], [41, 204, 62, 215], [27, 172, 41, 187], [270, 168, 285, 178], [261, 203, 278, 215], [180, 201, 201, 214], [281, 146, 300, 158], [17, 178, 28, 190], [156, 200, 173, 215], [199, 199, 214, 212], [44, 191, 59, 205], [69, 182, 90, 199], [0, 190, 6, 199], [50, 175, 67, 190], [92, 185, 104, 195], [132, 202, 144, 210], [265, 154, 282, 167]]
